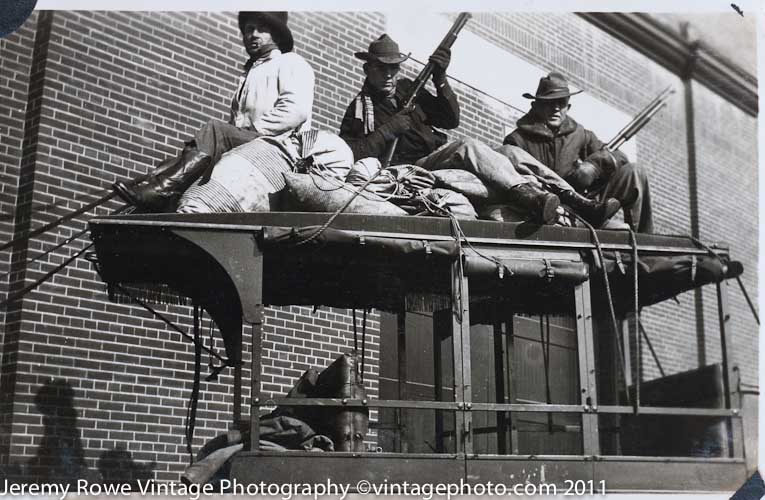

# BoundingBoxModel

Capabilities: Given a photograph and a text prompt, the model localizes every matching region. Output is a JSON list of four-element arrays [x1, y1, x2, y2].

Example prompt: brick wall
[[0, 9, 756, 482], [0, 11, 385, 483], [463, 12, 757, 386], [692, 81, 758, 386], [0, 9, 39, 469]]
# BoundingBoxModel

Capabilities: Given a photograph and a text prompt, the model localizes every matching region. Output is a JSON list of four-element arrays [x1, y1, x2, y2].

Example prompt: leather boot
[[559, 190, 621, 227], [508, 183, 560, 224], [113, 148, 211, 212]]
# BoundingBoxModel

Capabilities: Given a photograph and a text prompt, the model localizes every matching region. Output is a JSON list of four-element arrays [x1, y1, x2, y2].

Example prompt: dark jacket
[[504, 112, 627, 180], [339, 78, 460, 165]]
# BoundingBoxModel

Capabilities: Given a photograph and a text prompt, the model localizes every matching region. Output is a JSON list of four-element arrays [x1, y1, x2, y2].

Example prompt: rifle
[[381, 12, 472, 168], [607, 85, 675, 151]]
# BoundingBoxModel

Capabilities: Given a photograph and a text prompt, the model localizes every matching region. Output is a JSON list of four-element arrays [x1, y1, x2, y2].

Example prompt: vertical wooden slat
[[716, 281, 744, 458], [575, 281, 600, 456], [451, 258, 472, 455], [396, 305, 407, 453], [249, 250, 264, 452]]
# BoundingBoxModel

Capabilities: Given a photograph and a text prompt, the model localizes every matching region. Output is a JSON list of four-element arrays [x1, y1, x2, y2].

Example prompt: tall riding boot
[[508, 183, 560, 224], [113, 148, 212, 212], [558, 190, 621, 227]]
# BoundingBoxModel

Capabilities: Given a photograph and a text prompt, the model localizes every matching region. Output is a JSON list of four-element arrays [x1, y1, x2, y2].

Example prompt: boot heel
[[539, 193, 560, 224], [509, 183, 560, 225]]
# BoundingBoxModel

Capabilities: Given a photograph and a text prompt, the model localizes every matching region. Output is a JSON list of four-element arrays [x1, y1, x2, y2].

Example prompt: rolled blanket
[[283, 172, 407, 216], [177, 130, 353, 214]]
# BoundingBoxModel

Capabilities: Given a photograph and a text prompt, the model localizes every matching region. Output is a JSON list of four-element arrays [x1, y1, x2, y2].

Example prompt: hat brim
[[354, 51, 410, 64], [523, 89, 583, 100]]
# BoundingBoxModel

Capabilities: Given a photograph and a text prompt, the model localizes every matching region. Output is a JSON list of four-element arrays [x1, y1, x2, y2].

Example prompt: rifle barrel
[[382, 12, 472, 168], [403, 12, 472, 109], [607, 86, 674, 150], [610, 101, 668, 150], [608, 86, 672, 147]]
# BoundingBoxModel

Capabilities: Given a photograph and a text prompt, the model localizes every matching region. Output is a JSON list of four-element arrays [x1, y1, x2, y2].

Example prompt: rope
[[735, 276, 760, 325], [361, 308, 367, 384], [202, 310, 227, 381], [572, 214, 631, 406], [0, 204, 132, 307], [112, 284, 227, 365], [0, 190, 117, 253], [311, 166, 416, 203], [0, 227, 89, 282], [690, 236, 759, 325], [447, 213, 466, 324], [293, 169, 386, 247], [417, 192, 510, 274], [688, 236, 727, 266], [628, 227, 641, 413], [186, 304, 202, 464], [638, 319, 666, 377], [0, 205, 132, 282], [0, 185, 115, 222], [0, 242, 94, 308]]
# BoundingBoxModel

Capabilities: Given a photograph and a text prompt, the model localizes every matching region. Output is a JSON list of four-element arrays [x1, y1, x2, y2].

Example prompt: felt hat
[[238, 11, 294, 53], [354, 34, 410, 64], [523, 72, 583, 100]]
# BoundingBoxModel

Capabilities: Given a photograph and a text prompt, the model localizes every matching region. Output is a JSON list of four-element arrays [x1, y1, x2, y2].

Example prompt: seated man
[[504, 72, 653, 232], [113, 11, 314, 212], [339, 34, 618, 226]]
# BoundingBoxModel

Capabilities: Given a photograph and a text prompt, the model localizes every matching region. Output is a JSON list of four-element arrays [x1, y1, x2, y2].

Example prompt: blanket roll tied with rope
[[177, 130, 353, 213], [174, 127, 479, 219]]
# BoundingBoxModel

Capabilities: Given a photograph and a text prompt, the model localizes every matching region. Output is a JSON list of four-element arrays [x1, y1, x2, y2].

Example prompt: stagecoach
[[88, 211, 749, 493]]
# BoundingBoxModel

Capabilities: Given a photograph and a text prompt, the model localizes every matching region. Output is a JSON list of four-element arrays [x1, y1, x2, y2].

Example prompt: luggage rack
[[88, 212, 746, 492]]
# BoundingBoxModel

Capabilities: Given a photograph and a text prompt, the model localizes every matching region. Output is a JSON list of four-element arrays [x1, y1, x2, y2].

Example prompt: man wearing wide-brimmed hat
[[505, 72, 653, 232], [339, 35, 619, 226], [114, 11, 316, 212]]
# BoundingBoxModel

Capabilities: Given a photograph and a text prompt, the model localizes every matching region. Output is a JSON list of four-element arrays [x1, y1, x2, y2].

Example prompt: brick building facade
[[0, 10, 757, 483]]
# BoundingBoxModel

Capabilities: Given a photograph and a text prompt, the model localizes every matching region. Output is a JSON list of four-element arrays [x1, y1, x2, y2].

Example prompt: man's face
[[536, 97, 570, 129], [242, 20, 276, 59], [364, 62, 400, 97]]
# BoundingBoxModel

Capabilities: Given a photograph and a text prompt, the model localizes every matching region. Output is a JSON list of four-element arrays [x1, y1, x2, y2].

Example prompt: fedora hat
[[523, 72, 583, 100], [354, 34, 410, 65], [238, 11, 294, 53]]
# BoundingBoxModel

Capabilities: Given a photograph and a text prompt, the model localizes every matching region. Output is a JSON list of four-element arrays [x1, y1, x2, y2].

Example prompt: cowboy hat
[[354, 34, 410, 64], [238, 11, 294, 53], [523, 72, 583, 100]]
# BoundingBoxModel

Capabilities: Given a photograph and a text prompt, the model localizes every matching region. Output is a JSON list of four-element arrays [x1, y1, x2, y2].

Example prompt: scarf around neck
[[352, 80, 399, 135]]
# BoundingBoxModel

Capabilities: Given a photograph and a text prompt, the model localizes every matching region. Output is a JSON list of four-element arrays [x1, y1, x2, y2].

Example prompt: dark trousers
[[415, 138, 529, 194], [598, 162, 653, 233], [191, 120, 259, 165]]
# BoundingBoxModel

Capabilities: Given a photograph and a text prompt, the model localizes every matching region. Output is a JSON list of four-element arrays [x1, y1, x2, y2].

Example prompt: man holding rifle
[[505, 72, 653, 233], [340, 34, 619, 226]]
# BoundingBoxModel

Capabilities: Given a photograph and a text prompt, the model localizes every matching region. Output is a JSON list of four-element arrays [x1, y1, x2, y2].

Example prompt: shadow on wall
[[26, 378, 89, 484], [97, 447, 155, 487], [2, 379, 155, 486]]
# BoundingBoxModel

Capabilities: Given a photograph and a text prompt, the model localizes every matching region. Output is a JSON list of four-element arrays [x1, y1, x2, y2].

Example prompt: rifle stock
[[381, 12, 472, 168]]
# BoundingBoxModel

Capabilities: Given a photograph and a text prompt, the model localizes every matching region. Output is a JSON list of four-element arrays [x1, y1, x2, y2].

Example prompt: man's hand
[[376, 108, 416, 141], [430, 46, 451, 83], [567, 160, 601, 191], [584, 148, 619, 176], [389, 165, 436, 191]]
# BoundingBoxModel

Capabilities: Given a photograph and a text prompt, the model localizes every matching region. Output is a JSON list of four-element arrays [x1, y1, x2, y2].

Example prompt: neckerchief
[[352, 81, 396, 135]]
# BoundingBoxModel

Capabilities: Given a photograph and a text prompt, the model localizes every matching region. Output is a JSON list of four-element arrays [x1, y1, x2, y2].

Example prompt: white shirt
[[230, 49, 314, 137]]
